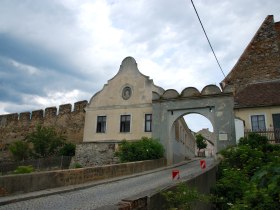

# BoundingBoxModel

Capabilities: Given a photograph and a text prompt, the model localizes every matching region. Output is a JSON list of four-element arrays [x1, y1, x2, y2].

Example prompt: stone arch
[[170, 111, 215, 163], [152, 92, 235, 165]]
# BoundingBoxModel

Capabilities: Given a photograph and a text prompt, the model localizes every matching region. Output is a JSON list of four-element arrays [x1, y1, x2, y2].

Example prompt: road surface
[[0, 158, 215, 210]]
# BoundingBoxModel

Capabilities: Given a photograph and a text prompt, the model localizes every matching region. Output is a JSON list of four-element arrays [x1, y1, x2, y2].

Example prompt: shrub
[[70, 162, 83, 168], [59, 143, 76, 156], [9, 141, 31, 161], [239, 132, 268, 149], [13, 165, 34, 174], [211, 133, 280, 209], [161, 182, 209, 210], [116, 137, 164, 162]]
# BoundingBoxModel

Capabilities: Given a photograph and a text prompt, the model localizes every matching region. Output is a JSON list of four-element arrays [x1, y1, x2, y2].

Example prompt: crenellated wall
[[0, 100, 88, 146]]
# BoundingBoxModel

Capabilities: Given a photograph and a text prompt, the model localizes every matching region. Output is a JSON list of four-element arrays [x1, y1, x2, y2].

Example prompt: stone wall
[[0, 100, 88, 147], [0, 158, 166, 197], [73, 142, 120, 167]]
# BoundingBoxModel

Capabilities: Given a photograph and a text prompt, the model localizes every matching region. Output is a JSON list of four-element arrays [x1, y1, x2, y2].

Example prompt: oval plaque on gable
[[122, 86, 132, 100]]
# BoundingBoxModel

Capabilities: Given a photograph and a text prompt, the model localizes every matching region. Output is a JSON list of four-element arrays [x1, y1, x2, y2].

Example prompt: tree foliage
[[196, 134, 207, 151], [9, 141, 31, 161], [116, 137, 164, 162], [211, 133, 280, 209], [26, 125, 66, 158], [161, 183, 209, 210], [59, 143, 76, 156]]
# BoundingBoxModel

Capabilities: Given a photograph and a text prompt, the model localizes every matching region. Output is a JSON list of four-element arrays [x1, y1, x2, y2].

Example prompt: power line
[[190, 0, 226, 78]]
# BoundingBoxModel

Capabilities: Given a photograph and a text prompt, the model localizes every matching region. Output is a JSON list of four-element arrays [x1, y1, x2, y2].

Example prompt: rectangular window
[[96, 116, 106, 133], [145, 114, 152, 132], [251, 115, 265, 131], [120, 115, 130, 132]]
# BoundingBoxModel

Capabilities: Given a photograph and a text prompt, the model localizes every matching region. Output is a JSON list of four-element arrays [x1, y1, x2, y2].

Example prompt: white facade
[[83, 57, 164, 142]]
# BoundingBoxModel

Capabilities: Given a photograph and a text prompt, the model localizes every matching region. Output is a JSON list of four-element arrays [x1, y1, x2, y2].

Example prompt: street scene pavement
[[0, 158, 215, 210]]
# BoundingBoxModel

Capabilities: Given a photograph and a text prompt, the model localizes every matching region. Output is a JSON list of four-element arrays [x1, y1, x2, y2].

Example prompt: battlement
[[0, 100, 88, 127]]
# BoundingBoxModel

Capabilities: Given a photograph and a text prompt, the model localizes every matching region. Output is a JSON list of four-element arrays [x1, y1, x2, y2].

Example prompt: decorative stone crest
[[122, 86, 132, 100]]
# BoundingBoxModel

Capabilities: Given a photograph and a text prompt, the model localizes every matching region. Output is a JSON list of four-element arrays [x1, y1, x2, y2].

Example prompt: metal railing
[[244, 128, 280, 144], [0, 156, 72, 175]]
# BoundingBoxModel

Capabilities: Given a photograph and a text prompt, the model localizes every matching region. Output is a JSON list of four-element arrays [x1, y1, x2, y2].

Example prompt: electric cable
[[190, 0, 226, 78]]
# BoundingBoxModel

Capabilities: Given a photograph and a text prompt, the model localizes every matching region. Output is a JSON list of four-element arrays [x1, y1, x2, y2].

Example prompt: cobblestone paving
[[0, 158, 215, 210]]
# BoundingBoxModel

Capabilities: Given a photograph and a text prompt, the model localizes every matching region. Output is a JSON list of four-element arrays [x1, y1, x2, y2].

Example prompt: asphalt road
[[0, 158, 215, 210]]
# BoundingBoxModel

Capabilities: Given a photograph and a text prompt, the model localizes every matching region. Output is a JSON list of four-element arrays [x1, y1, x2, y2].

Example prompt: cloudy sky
[[0, 0, 279, 131]]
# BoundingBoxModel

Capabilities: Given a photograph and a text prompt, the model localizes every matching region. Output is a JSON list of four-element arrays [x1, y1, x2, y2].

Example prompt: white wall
[[235, 118, 244, 144]]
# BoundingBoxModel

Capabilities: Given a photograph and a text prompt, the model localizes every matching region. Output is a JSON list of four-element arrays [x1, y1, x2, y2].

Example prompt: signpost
[[172, 169, 180, 180], [200, 159, 206, 169]]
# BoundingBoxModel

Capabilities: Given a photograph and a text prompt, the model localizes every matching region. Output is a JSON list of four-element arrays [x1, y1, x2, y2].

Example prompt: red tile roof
[[234, 81, 280, 108]]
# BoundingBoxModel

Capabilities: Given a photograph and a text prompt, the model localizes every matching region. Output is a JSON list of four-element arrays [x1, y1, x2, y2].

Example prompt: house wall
[[84, 107, 153, 142], [172, 118, 196, 162], [221, 15, 280, 91], [234, 106, 280, 130], [83, 57, 164, 142]]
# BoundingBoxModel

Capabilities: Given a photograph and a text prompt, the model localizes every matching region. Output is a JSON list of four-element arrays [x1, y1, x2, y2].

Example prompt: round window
[[122, 86, 132, 100]]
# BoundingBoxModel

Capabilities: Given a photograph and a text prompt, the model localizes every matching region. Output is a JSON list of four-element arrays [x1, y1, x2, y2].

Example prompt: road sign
[[172, 169, 180, 180], [200, 160, 206, 169]]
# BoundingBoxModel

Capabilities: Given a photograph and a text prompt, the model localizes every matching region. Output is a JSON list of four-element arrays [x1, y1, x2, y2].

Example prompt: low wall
[[0, 158, 166, 197], [118, 162, 218, 210]]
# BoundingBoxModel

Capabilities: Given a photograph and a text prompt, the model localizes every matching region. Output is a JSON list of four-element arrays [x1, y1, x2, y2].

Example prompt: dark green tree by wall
[[9, 141, 31, 161], [26, 125, 66, 158], [9, 125, 76, 161], [195, 134, 207, 154]]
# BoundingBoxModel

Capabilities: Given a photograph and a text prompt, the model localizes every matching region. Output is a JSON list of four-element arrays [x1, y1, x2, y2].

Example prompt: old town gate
[[152, 85, 236, 165]]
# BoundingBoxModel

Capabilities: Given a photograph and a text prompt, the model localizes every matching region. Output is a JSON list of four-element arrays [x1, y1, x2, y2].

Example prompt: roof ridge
[[221, 15, 276, 87]]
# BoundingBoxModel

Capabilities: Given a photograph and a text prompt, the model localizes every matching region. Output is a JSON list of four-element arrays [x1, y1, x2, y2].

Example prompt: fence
[[244, 128, 280, 143], [0, 156, 72, 175]]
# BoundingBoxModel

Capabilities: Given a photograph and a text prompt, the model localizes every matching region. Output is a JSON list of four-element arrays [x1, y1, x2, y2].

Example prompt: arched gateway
[[152, 85, 236, 165]]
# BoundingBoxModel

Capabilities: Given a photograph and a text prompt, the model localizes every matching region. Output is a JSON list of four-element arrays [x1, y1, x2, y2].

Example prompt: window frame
[[96, 116, 107, 133], [251, 114, 266, 131], [120, 115, 131, 133], [145, 114, 152, 132]]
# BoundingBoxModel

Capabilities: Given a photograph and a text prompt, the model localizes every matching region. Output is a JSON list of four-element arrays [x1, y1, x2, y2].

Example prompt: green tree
[[196, 134, 207, 152], [59, 143, 76, 156], [9, 140, 30, 161], [26, 125, 65, 157]]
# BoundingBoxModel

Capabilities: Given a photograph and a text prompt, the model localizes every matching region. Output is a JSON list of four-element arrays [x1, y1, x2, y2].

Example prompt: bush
[[211, 133, 280, 209], [70, 162, 83, 168], [13, 165, 34, 174], [116, 137, 164, 162], [9, 141, 31, 161], [161, 183, 209, 210], [59, 143, 76, 156], [239, 132, 268, 149]]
